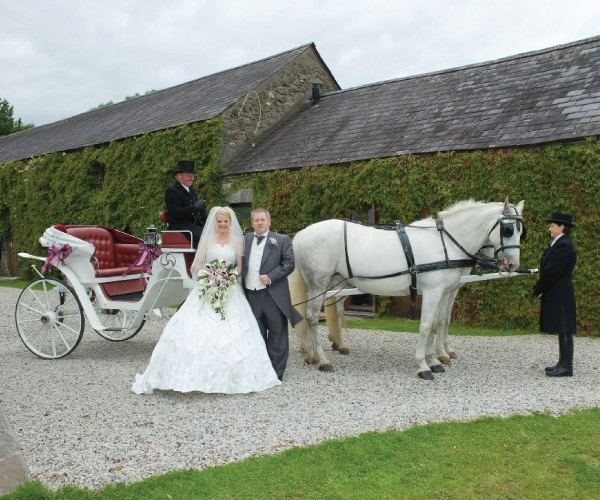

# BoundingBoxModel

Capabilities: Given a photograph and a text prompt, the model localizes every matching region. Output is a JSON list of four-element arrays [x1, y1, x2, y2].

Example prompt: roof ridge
[[320, 34, 600, 97], [5, 43, 316, 132]]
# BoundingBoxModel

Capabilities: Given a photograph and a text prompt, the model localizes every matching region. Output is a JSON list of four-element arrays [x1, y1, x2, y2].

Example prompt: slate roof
[[226, 36, 600, 175], [0, 43, 324, 164]]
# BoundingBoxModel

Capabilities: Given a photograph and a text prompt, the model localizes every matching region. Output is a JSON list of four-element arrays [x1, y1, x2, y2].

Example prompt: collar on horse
[[343, 206, 525, 304]]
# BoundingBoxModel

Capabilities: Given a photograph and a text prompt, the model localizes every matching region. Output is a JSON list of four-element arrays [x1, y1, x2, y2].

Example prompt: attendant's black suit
[[164, 182, 207, 248], [533, 235, 577, 335]]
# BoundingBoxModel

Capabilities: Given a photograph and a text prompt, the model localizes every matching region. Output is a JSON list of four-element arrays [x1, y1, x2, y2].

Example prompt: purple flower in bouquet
[[197, 259, 239, 320]]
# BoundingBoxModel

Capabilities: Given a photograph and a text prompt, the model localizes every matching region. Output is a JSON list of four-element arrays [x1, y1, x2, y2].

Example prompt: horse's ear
[[517, 200, 525, 214], [503, 196, 510, 213]]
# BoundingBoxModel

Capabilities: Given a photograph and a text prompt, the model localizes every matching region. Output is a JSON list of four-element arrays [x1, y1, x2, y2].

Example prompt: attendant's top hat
[[175, 160, 195, 174], [547, 212, 574, 228]]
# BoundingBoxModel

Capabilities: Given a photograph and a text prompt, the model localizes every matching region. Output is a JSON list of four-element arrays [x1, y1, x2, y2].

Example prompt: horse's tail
[[289, 267, 310, 353]]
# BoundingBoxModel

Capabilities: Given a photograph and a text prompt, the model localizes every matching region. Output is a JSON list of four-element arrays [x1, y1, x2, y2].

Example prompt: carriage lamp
[[143, 225, 162, 247]]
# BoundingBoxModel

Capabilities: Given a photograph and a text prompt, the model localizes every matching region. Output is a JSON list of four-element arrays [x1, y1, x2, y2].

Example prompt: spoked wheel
[[89, 291, 144, 341], [15, 278, 85, 359]]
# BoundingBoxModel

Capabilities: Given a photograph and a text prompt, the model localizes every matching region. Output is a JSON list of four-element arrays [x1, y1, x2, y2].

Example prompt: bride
[[132, 206, 281, 394]]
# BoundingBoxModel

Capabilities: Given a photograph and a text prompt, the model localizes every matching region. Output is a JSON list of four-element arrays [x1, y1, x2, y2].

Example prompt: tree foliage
[[0, 97, 33, 136]]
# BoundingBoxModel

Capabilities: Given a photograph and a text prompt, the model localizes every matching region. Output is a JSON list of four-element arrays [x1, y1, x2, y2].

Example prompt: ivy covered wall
[[0, 118, 225, 273], [232, 139, 600, 336], [1, 120, 598, 335]]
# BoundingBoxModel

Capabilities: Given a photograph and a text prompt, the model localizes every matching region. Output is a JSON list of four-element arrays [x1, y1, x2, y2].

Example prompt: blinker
[[501, 222, 514, 238]]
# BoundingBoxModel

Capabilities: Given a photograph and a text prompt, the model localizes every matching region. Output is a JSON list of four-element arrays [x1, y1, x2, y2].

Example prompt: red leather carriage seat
[[60, 226, 146, 299]]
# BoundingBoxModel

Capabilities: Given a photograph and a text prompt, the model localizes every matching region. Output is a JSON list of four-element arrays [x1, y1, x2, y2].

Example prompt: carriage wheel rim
[[15, 278, 85, 359]]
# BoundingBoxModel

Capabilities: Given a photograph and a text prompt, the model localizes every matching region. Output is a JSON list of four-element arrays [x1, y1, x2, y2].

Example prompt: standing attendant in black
[[533, 212, 577, 377], [164, 160, 207, 248]]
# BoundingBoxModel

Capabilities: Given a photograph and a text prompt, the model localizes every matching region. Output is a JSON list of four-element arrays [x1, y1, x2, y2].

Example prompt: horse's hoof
[[331, 342, 339, 351], [337, 347, 350, 355], [438, 356, 452, 365], [418, 371, 435, 380], [318, 363, 334, 372], [304, 358, 317, 365], [449, 352, 457, 359], [430, 364, 445, 373]]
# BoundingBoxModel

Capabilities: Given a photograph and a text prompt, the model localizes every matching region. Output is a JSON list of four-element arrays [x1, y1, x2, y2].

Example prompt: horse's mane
[[437, 199, 500, 219]]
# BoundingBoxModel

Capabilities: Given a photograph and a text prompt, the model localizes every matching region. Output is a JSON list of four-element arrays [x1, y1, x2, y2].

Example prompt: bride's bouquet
[[197, 259, 239, 320]]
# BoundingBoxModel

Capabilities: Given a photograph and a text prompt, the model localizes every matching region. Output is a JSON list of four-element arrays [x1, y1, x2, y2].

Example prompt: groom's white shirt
[[245, 231, 269, 291]]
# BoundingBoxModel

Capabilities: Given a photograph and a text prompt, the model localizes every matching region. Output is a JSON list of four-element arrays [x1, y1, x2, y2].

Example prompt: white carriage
[[16, 224, 196, 359]]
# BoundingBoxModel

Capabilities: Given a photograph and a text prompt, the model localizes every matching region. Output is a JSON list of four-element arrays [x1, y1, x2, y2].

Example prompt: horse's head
[[487, 198, 525, 272]]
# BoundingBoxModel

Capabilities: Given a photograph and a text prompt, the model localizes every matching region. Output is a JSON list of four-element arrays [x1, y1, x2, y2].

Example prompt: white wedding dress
[[132, 244, 281, 394]]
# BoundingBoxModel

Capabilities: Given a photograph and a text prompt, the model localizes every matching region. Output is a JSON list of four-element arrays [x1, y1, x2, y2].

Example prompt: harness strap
[[338, 258, 478, 282], [396, 224, 418, 303], [436, 219, 450, 266], [343, 220, 353, 279]]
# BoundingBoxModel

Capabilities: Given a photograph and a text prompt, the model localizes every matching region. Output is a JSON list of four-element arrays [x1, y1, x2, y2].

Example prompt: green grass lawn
[[344, 316, 539, 336], [4, 409, 600, 500], [0, 278, 29, 289]]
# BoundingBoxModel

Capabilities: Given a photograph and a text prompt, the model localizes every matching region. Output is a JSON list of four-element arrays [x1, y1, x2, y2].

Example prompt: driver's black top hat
[[175, 160, 195, 174]]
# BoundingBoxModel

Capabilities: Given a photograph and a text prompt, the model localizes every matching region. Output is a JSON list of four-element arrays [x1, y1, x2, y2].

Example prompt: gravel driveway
[[1, 286, 599, 490]]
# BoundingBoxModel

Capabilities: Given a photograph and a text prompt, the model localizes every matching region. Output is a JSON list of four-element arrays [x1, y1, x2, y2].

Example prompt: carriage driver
[[164, 160, 207, 248]]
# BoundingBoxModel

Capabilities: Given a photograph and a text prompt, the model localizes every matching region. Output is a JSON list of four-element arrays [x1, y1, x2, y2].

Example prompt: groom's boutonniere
[[268, 236, 278, 246]]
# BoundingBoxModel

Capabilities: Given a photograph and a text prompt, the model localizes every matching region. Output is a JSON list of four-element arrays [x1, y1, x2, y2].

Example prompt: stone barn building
[[1, 36, 599, 326]]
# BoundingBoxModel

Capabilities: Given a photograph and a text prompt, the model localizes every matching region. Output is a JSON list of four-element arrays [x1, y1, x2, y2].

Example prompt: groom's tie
[[256, 235, 265, 246]]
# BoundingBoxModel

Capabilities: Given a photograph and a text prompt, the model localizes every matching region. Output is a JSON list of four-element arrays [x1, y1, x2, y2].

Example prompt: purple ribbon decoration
[[41, 244, 73, 273], [121, 242, 162, 280]]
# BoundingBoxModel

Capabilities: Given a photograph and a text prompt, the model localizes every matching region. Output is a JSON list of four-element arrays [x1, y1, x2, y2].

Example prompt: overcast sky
[[2, 0, 600, 127]]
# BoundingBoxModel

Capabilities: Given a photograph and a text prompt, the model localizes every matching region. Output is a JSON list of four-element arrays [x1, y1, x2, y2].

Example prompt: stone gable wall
[[220, 48, 339, 166]]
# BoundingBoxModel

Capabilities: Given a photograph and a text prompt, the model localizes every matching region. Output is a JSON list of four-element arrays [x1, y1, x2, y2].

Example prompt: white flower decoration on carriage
[[268, 236, 278, 246]]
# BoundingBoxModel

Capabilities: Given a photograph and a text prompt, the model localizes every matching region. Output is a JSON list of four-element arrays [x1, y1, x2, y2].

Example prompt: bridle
[[486, 204, 526, 257]]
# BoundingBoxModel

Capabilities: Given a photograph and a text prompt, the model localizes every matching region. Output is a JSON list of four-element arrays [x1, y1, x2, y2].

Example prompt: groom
[[243, 207, 303, 381]]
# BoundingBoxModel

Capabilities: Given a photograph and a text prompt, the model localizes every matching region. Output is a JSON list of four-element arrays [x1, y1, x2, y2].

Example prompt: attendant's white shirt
[[179, 182, 190, 193], [245, 231, 269, 290], [551, 233, 564, 247]]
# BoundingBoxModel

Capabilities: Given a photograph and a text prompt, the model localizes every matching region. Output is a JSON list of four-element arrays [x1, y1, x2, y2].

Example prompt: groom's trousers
[[246, 288, 288, 380]]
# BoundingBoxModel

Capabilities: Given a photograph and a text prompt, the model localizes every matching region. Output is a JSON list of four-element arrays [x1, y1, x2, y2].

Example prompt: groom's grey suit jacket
[[242, 232, 303, 326]]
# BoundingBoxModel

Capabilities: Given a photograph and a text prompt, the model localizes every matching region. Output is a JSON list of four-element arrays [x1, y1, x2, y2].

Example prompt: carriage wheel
[[93, 309, 145, 341], [88, 292, 144, 341], [15, 278, 85, 359]]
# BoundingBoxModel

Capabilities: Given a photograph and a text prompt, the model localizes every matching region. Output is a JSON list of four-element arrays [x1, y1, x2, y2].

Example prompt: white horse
[[290, 199, 525, 380], [315, 240, 497, 366]]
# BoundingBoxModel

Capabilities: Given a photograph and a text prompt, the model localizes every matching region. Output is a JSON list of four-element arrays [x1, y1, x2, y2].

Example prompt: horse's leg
[[439, 287, 460, 361], [425, 299, 446, 373], [415, 289, 444, 380], [434, 291, 455, 364], [326, 297, 349, 355], [288, 269, 317, 364], [305, 285, 335, 371]]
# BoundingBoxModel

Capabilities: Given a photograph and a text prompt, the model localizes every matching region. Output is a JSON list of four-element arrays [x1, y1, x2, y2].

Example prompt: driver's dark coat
[[533, 235, 576, 335], [164, 181, 206, 246]]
